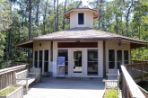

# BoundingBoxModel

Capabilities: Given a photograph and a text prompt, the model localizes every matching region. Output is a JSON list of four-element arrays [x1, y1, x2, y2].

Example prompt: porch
[[23, 78, 105, 98], [32, 40, 131, 78]]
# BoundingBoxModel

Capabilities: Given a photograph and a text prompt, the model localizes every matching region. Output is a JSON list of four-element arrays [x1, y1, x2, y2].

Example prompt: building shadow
[[31, 77, 105, 90]]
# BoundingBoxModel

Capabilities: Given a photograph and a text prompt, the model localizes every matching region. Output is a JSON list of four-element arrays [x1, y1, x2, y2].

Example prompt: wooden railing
[[139, 86, 148, 98], [121, 65, 145, 98], [126, 62, 148, 82], [0, 65, 27, 90]]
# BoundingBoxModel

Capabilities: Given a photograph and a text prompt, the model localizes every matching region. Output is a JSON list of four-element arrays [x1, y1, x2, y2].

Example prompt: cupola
[[64, 8, 98, 29]]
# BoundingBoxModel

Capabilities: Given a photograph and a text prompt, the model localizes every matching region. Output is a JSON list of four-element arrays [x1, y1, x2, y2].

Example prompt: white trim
[[37, 50, 39, 68], [33, 50, 35, 68], [53, 41, 58, 77], [98, 41, 103, 77], [84, 49, 87, 76], [56, 47, 102, 77], [71, 48, 85, 77], [68, 49, 72, 77], [42, 50, 44, 75]]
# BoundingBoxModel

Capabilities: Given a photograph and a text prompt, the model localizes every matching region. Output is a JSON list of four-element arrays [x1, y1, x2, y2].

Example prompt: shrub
[[104, 89, 118, 98], [0, 85, 18, 96]]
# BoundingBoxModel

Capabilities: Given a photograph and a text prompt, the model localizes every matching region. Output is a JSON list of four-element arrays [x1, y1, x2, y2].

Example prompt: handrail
[[121, 65, 145, 98], [0, 64, 27, 90], [0, 65, 27, 75]]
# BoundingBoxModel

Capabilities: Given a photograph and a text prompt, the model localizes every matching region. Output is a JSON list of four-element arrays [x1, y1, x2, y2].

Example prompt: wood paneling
[[58, 42, 98, 48]]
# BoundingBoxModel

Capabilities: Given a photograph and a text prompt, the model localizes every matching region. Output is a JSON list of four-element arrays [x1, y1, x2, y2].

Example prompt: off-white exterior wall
[[33, 41, 51, 75], [52, 41, 58, 77], [70, 11, 94, 29], [105, 40, 131, 72], [52, 41, 103, 77], [98, 41, 103, 77], [32, 40, 131, 77]]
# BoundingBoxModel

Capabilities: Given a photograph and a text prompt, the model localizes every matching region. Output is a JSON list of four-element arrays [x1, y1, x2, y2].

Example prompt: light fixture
[[118, 41, 121, 46], [39, 43, 42, 47]]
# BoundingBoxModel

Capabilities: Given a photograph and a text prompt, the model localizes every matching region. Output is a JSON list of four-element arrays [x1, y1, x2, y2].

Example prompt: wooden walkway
[[24, 78, 105, 98]]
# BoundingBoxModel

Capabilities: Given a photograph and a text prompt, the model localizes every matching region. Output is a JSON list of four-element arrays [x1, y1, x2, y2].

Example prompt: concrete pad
[[24, 78, 105, 98]]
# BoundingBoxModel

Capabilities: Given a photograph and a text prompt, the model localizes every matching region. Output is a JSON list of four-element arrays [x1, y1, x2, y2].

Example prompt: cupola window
[[78, 13, 84, 25]]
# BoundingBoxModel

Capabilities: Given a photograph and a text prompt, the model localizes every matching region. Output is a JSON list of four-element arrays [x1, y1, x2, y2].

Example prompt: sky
[[60, 0, 113, 7], [81, 0, 94, 6], [59, 0, 94, 6]]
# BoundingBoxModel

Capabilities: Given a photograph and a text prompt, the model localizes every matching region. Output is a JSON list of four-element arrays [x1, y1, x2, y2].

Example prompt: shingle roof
[[64, 8, 98, 19], [34, 28, 147, 44], [17, 28, 148, 48]]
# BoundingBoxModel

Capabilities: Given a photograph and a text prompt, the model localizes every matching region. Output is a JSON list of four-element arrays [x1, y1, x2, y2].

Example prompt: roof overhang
[[117, 37, 148, 49], [16, 40, 33, 48], [64, 8, 98, 19], [16, 37, 148, 49]]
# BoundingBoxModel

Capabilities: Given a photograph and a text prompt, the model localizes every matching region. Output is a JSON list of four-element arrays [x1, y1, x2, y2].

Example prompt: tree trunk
[[7, 1, 13, 60], [28, 0, 32, 39], [56, 0, 59, 31], [43, 0, 48, 34], [125, 0, 134, 36], [97, 0, 104, 29], [62, 0, 67, 30], [54, 0, 56, 32], [28, 0, 32, 63], [35, 0, 40, 26]]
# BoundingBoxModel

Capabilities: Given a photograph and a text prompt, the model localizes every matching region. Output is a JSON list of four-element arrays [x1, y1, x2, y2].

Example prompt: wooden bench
[[103, 80, 119, 88], [103, 69, 120, 89], [107, 69, 120, 80], [15, 68, 41, 93]]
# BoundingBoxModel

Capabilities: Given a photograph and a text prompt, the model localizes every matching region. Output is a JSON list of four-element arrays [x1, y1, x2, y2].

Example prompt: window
[[58, 50, 68, 75], [109, 49, 115, 69], [117, 50, 122, 69], [39, 50, 43, 70], [44, 50, 49, 72], [124, 50, 129, 64], [87, 50, 98, 75], [34, 51, 38, 68], [78, 13, 84, 25]]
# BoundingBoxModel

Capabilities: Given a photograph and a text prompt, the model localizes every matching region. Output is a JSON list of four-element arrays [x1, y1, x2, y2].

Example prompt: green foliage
[[0, 0, 147, 67], [0, 0, 11, 68], [104, 89, 119, 98], [0, 85, 18, 96], [0, 33, 5, 58], [132, 48, 148, 60]]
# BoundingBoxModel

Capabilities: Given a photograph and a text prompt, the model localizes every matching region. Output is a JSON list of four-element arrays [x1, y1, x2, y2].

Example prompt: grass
[[104, 89, 119, 98], [0, 85, 18, 96]]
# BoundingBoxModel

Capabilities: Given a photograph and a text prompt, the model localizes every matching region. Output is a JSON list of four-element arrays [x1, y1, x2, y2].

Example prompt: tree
[[62, 0, 67, 30], [35, 0, 40, 25], [28, 0, 32, 39], [0, 0, 147, 67], [0, 0, 11, 67], [42, 0, 48, 34]]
